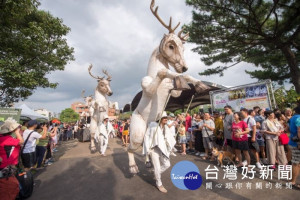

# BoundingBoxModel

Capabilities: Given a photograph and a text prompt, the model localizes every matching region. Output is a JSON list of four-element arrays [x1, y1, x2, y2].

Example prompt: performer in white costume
[[167, 113, 178, 156], [143, 112, 176, 193], [95, 114, 115, 156], [167, 113, 177, 138]]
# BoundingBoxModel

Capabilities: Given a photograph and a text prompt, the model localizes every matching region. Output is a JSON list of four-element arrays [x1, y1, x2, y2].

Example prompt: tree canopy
[[60, 108, 79, 123], [0, 0, 74, 106], [186, 0, 300, 93], [274, 86, 299, 110]]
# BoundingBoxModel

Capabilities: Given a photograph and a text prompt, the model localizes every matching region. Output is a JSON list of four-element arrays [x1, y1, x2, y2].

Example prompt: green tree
[[274, 86, 299, 110], [186, 0, 300, 93], [60, 108, 79, 123], [119, 112, 132, 120], [0, 0, 74, 106]]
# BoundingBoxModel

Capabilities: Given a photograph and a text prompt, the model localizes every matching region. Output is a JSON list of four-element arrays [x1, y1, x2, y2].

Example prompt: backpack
[[16, 170, 34, 199], [246, 117, 253, 136]]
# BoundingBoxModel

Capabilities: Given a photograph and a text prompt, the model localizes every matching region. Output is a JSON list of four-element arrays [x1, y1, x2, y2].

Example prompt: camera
[[257, 135, 262, 139], [36, 122, 47, 130], [36, 123, 42, 130]]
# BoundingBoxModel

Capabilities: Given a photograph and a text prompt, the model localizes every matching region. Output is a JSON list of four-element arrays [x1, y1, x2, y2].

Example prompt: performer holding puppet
[[143, 112, 176, 193], [95, 114, 115, 156]]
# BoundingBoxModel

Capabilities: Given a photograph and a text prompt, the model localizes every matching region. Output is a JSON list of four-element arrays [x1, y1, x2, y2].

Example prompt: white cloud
[[20, 0, 259, 113]]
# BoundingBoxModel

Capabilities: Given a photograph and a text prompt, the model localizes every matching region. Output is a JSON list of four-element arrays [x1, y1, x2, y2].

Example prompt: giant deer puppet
[[88, 65, 113, 152], [128, 0, 209, 174]]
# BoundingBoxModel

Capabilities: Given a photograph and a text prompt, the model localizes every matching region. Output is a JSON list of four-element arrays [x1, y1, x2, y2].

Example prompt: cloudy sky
[[17, 0, 258, 113]]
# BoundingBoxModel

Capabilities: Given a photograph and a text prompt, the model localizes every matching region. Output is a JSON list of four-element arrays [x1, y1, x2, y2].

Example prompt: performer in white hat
[[96, 114, 114, 156], [143, 111, 176, 193]]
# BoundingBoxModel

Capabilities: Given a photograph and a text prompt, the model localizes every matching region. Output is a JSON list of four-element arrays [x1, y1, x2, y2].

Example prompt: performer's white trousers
[[99, 135, 108, 154], [149, 147, 170, 187]]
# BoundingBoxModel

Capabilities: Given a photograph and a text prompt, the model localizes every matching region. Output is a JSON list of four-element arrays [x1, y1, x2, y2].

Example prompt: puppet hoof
[[129, 165, 139, 174], [91, 146, 96, 153]]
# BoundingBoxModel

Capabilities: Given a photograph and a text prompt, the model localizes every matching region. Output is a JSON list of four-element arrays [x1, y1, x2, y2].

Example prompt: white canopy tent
[[17, 104, 48, 120]]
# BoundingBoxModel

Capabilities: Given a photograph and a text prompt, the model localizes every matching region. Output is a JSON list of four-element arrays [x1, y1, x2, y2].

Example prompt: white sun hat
[[0, 118, 20, 134], [103, 114, 109, 121], [156, 111, 168, 121]]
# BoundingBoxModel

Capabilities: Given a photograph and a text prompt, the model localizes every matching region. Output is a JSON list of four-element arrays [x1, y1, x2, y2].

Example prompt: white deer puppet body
[[87, 65, 113, 152], [127, 0, 209, 174]]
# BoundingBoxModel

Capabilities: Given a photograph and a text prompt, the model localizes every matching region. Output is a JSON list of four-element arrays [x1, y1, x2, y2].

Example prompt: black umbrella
[[122, 104, 131, 113]]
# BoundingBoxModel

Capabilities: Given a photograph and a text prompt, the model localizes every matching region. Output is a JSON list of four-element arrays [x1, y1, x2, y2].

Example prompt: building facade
[[71, 102, 89, 116], [71, 101, 119, 120], [34, 108, 51, 119]]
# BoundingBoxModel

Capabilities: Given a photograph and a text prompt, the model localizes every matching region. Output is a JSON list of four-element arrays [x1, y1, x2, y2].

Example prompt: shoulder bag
[[16, 130, 35, 199], [204, 121, 214, 142], [279, 132, 289, 145]]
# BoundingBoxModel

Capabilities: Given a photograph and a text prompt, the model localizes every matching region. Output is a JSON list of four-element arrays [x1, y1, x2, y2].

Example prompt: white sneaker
[[195, 152, 200, 156], [170, 152, 177, 157], [242, 160, 248, 166], [256, 162, 262, 169], [157, 185, 167, 193]]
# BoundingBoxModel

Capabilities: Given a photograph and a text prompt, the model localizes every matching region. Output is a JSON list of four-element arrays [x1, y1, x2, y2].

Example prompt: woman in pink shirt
[[232, 112, 251, 168]]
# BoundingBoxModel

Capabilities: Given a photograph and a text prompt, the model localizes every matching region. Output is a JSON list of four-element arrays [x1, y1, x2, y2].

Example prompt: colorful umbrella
[[52, 119, 61, 124]]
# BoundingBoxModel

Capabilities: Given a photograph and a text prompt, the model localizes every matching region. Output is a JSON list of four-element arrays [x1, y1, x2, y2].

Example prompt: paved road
[[29, 138, 299, 200]]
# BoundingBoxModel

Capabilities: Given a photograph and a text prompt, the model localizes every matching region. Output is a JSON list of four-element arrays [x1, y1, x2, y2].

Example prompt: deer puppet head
[[84, 96, 93, 106], [88, 64, 113, 96], [81, 90, 94, 106], [151, 0, 189, 73]]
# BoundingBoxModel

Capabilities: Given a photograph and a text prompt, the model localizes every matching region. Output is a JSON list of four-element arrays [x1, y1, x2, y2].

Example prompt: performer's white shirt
[[95, 121, 114, 142], [143, 122, 176, 159], [167, 120, 176, 137]]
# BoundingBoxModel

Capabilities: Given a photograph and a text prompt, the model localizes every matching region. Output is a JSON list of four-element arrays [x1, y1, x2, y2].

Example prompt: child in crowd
[[178, 122, 187, 155]]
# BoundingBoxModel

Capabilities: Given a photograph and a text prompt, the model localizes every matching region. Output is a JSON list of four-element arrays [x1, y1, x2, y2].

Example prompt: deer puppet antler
[[88, 64, 105, 80], [150, 0, 180, 33], [150, 0, 189, 42], [81, 89, 86, 98], [102, 69, 112, 81], [178, 29, 189, 42]]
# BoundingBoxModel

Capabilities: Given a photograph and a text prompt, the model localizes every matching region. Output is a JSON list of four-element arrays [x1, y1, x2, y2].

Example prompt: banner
[[0, 108, 22, 122], [211, 83, 271, 112]]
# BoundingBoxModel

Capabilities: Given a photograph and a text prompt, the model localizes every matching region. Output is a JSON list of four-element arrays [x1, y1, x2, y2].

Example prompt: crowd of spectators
[[2, 103, 298, 199], [0, 119, 75, 199], [135, 104, 300, 190]]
